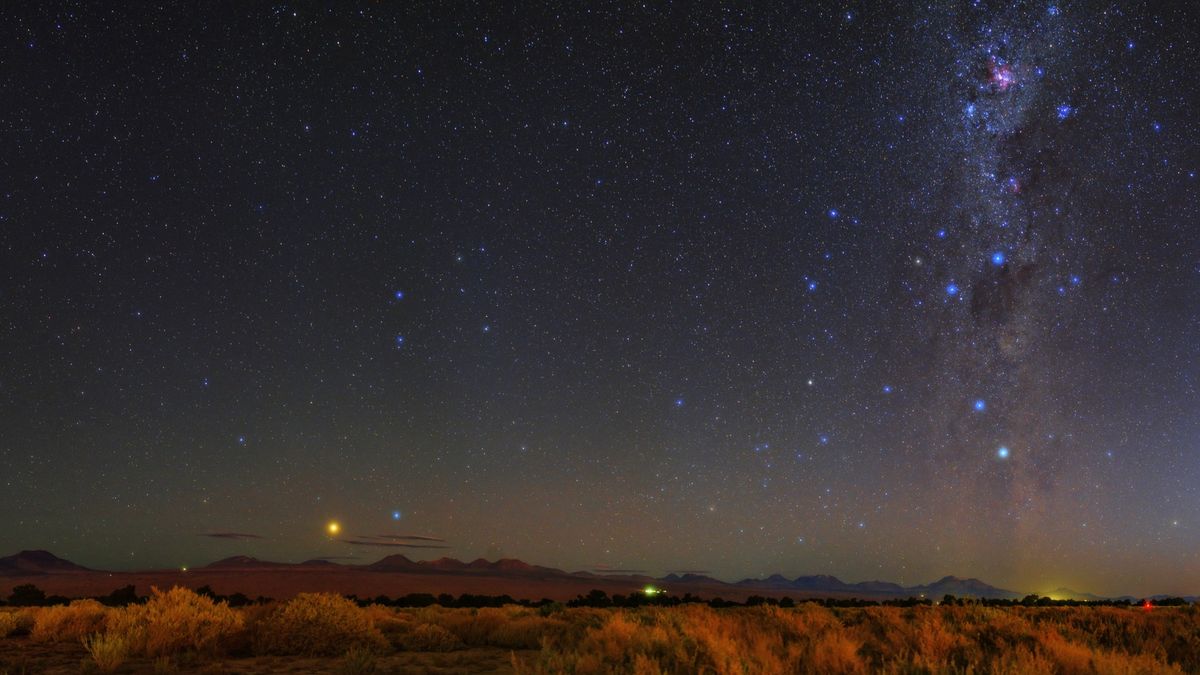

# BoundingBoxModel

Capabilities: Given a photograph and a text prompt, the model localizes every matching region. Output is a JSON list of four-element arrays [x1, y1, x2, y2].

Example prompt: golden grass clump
[[394, 623, 463, 651], [82, 632, 129, 672], [0, 610, 19, 638], [252, 592, 387, 656], [105, 586, 244, 657], [31, 598, 109, 642]]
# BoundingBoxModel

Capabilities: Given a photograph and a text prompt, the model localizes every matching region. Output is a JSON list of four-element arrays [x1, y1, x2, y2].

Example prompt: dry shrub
[[487, 613, 566, 649], [106, 586, 243, 657], [339, 644, 379, 674], [31, 599, 109, 642], [252, 592, 386, 656], [0, 611, 19, 637], [1, 607, 36, 636], [394, 623, 463, 651], [83, 632, 129, 672]]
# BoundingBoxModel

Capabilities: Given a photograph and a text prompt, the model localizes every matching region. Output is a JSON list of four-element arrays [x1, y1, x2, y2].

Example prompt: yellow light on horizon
[[327, 521, 341, 536]]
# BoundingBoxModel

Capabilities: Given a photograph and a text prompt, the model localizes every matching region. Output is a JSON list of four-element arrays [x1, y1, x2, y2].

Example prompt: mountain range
[[0, 550, 1022, 599], [4, 550, 1191, 602]]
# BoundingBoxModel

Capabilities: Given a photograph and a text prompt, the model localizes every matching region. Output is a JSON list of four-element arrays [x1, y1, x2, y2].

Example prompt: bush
[[82, 632, 129, 672], [252, 593, 387, 656], [396, 623, 463, 651], [32, 599, 109, 642], [339, 645, 379, 674], [7, 584, 46, 606], [105, 586, 243, 657], [0, 611, 18, 637]]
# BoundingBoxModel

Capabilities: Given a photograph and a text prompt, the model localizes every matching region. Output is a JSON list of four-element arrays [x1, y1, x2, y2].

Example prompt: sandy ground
[[0, 636, 527, 674]]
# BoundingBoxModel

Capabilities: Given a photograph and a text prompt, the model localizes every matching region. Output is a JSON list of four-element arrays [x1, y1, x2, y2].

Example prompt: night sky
[[3, 2, 1199, 597]]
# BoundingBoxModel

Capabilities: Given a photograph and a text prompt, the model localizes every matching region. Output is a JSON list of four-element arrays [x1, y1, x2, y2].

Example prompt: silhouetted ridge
[[202, 555, 285, 569], [0, 550, 90, 574]]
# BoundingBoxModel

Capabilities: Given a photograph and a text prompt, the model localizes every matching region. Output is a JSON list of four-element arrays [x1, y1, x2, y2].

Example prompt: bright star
[[1056, 104, 1072, 120], [997, 446, 1010, 459], [394, 290, 405, 300], [392, 510, 402, 521], [991, 251, 1005, 266], [946, 283, 960, 296], [973, 399, 986, 412], [327, 521, 341, 536], [828, 208, 839, 219], [674, 398, 685, 408], [882, 385, 893, 394]]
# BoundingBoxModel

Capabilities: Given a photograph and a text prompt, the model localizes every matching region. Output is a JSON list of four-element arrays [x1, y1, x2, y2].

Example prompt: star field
[[1, 1, 1199, 596]]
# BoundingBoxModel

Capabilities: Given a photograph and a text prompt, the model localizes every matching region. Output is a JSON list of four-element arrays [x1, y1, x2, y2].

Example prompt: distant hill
[[201, 556, 286, 569], [912, 576, 1021, 600], [735, 573, 1019, 599], [0, 550, 90, 575], [0, 550, 1166, 602]]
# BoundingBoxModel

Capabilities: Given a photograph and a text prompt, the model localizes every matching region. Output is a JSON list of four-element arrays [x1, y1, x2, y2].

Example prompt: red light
[[1142, 600, 1152, 611]]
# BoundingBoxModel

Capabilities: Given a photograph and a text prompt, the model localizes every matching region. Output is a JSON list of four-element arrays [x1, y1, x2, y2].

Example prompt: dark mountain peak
[[490, 558, 536, 572], [299, 559, 343, 567], [367, 554, 420, 570], [916, 576, 1019, 599], [790, 574, 847, 589], [423, 557, 468, 570], [203, 555, 283, 569], [0, 550, 90, 574]]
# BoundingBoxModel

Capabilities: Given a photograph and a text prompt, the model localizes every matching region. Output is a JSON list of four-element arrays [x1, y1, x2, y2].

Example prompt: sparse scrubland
[[1, 587, 1198, 673]]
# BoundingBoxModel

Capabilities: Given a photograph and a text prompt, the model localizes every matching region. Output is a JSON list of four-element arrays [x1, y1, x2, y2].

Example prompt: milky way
[[1, 2, 1197, 596]]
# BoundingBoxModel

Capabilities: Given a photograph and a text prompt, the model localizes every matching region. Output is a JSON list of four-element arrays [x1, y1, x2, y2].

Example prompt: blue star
[[1056, 104, 1072, 120], [882, 385, 893, 394], [237, 436, 246, 445], [1152, 121, 1162, 133], [1047, 5, 1060, 16], [946, 283, 960, 297], [990, 251, 1005, 266], [807, 280, 818, 292], [973, 399, 986, 412], [818, 435, 830, 445], [482, 324, 491, 333], [996, 446, 1010, 459], [674, 398, 685, 408], [936, 229, 947, 239], [828, 208, 839, 219], [392, 510, 402, 521], [1069, 274, 1082, 286], [394, 290, 405, 300], [395, 335, 406, 347]]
